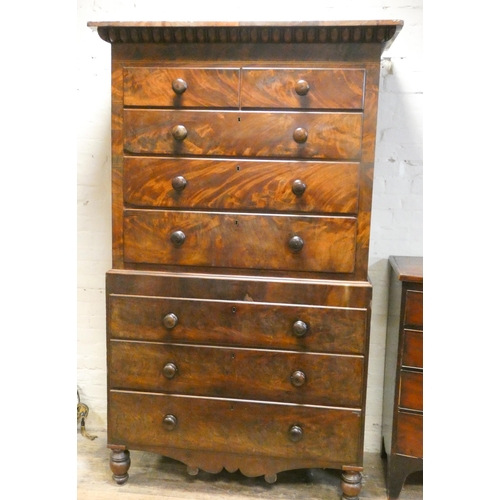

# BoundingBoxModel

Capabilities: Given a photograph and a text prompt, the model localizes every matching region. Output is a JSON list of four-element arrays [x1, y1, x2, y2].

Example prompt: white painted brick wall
[[77, 0, 423, 453]]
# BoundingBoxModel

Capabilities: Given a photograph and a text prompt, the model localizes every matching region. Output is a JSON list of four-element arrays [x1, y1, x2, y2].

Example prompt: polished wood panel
[[123, 67, 240, 108], [241, 68, 365, 109], [123, 157, 360, 214], [108, 294, 367, 354], [109, 341, 364, 407], [401, 330, 422, 369], [394, 412, 423, 458], [106, 269, 373, 309], [108, 391, 362, 464], [404, 291, 423, 327], [399, 371, 422, 411], [123, 110, 363, 160], [123, 209, 357, 273]]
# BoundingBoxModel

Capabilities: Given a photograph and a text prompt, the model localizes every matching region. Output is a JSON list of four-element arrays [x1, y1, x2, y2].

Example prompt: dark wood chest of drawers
[[382, 256, 423, 499], [88, 20, 403, 499]]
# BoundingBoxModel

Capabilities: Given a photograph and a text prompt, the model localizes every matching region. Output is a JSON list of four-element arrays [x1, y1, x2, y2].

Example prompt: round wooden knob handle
[[288, 235, 304, 253], [292, 179, 307, 196], [163, 414, 177, 431], [295, 79, 310, 96], [291, 370, 306, 387], [292, 320, 308, 337], [162, 362, 178, 379], [289, 425, 303, 442], [293, 127, 308, 143], [172, 78, 187, 94], [170, 230, 186, 247], [172, 175, 187, 192], [163, 313, 178, 330], [172, 125, 187, 141]]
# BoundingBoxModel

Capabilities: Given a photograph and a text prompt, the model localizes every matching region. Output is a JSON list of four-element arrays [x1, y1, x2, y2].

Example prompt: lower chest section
[[106, 270, 371, 467]]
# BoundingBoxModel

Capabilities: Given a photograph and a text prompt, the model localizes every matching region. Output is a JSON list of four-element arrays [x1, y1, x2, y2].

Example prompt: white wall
[[77, 0, 423, 452]]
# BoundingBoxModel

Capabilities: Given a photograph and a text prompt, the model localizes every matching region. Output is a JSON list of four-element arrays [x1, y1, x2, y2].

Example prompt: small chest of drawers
[[382, 256, 423, 499], [89, 20, 403, 500]]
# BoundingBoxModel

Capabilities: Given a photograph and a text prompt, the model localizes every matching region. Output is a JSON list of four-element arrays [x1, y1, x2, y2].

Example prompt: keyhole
[[232, 306, 237, 313], [235, 220, 238, 226], [236, 166, 240, 171]]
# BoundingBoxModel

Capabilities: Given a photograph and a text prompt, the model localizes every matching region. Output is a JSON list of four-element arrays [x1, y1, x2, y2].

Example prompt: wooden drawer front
[[402, 329, 423, 369], [395, 411, 423, 458], [106, 269, 373, 310], [109, 295, 367, 354], [241, 68, 365, 110], [123, 110, 363, 160], [109, 391, 362, 463], [123, 158, 359, 214], [123, 210, 357, 273], [404, 290, 423, 327], [123, 67, 240, 108], [399, 371, 423, 411], [109, 341, 364, 407]]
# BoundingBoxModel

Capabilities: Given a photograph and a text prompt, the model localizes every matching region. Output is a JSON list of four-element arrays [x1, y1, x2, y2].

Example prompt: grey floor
[[77, 431, 423, 499]]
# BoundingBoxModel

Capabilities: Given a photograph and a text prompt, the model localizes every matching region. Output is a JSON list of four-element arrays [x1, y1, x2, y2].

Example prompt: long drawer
[[240, 68, 365, 110], [123, 110, 363, 160], [123, 158, 360, 214], [108, 391, 362, 463], [123, 209, 357, 273], [109, 340, 364, 407], [108, 294, 367, 354]]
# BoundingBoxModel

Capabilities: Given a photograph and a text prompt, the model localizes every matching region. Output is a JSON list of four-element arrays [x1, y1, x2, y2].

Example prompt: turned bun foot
[[110, 448, 131, 485], [264, 473, 277, 484], [341, 470, 362, 500], [186, 465, 199, 476]]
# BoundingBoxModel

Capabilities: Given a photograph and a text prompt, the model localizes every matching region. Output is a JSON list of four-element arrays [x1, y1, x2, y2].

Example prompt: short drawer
[[123, 157, 360, 214], [399, 371, 423, 411], [404, 290, 423, 327], [123, 67, 240, 108], [402, 329, 423, 369], [109, 391, 362, 464], [241, 68, 365, 109], [395, 411, 423, 458], [108, 294, 368, 354], [123, 209, 357, 273], [109, 341, 364, 407], [123, 110, 363, 160]]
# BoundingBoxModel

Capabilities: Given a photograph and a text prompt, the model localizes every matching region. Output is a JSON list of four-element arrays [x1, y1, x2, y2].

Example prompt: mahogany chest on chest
[[88, 20, 403, 499]]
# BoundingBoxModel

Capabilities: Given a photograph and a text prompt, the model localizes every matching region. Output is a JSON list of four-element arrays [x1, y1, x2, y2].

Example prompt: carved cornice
[[88, 22, 403, 47]]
